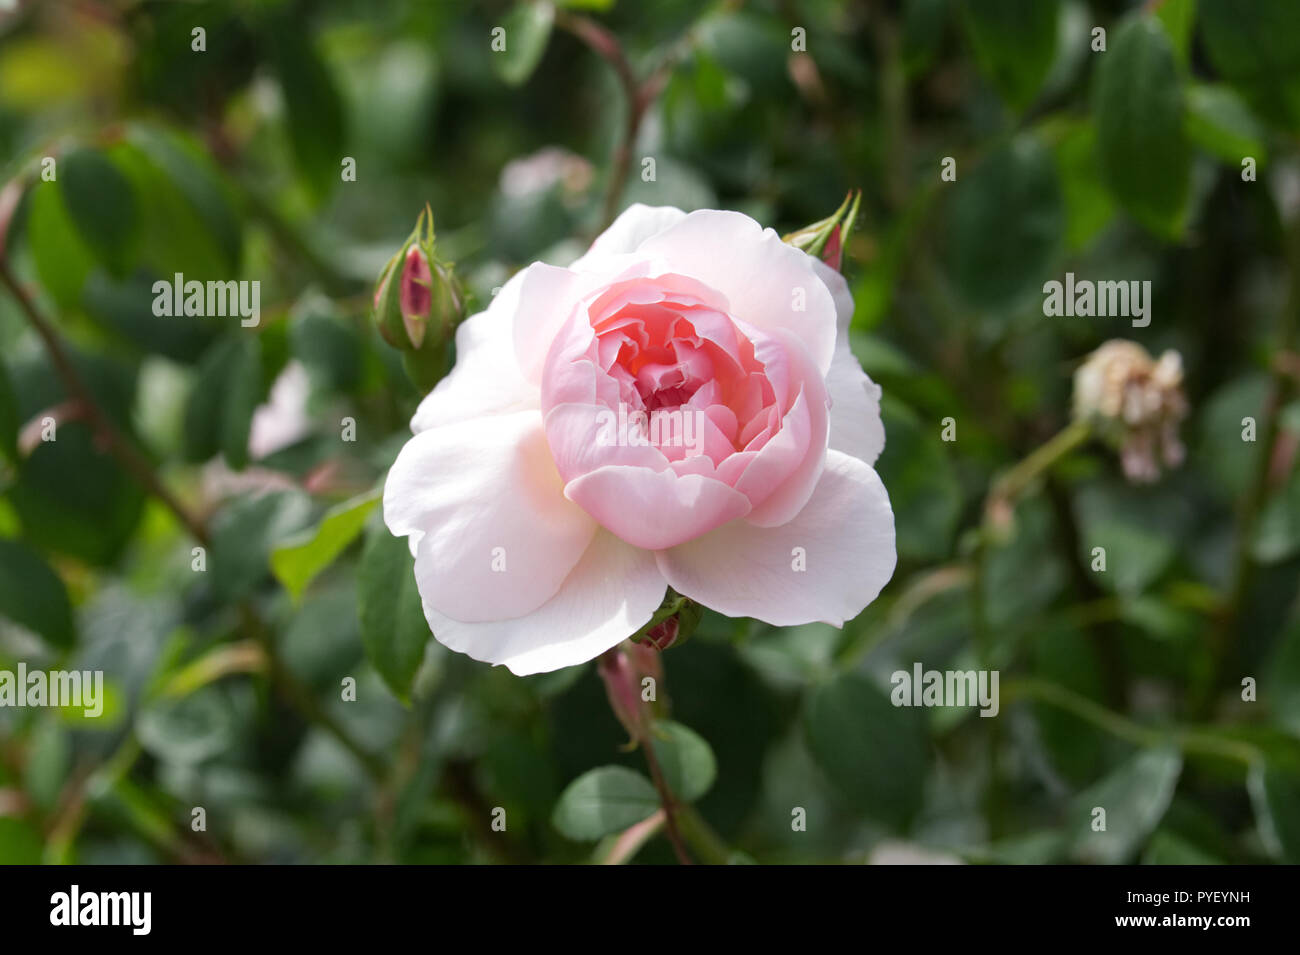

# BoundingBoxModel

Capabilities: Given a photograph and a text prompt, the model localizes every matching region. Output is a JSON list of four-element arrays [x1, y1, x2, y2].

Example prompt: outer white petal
[[636, 210, 838, 374], [570, 204, 688, 271], [411, 266, 538, 433], [420, 529, 667, 676], [385, 410, 597, 622], [655, 449, 895, 627], [812, 259, 885, 466]]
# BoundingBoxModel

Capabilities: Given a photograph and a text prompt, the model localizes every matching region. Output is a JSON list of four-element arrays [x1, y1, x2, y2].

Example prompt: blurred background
[[0, 0, 1298, 865]]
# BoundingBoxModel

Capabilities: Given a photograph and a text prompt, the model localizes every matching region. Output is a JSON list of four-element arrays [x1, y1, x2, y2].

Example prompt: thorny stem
[[555, 10, 693, 233], [597, 645, 693, 864], [0, 260, 212, 546]]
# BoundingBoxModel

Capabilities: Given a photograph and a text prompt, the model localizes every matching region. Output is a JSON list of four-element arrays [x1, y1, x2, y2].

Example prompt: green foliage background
[[0, 0, 1298, 865]]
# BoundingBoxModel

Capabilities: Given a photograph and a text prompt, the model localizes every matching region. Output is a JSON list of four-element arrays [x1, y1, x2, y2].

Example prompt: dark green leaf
[[944, 135, 1063, 309], [358, 521, 431, 701], [1094, 16, 1191, 238], [266, 25, 346, 199], [1199, 0, 1300, 130], [1070, 746, 1182, 863], [1248, 763, 1300, 862], [60, 148, 139, 278], [0, 539, 75, 649], [804, 672, 928, 829], [962, 0, 1060, 111]]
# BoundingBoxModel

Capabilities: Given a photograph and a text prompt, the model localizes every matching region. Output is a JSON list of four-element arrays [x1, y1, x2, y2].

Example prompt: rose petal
[[419, 530, 667, 676], [571, 204, 688, 271], [656, 450, 896, 626], [385, 410, 597, 622], [411, 267, 537, 433], [812, 260, 885, 465], [636, 210, 838, 374], [564, 464, 751, 550]]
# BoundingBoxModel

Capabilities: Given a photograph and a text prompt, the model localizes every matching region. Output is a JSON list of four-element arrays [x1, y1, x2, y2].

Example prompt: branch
[[0, 261, 212, 545]]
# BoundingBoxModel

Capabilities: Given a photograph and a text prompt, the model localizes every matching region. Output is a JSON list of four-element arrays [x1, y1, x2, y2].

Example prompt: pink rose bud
[[372, 205, 465, 390], [781, 189, 861, 272]]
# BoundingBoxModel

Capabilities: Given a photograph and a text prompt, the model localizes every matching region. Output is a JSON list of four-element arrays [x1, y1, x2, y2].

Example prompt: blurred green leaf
[[1051, 119, 1116, 251], [1070, 746, 1182, 863], [209, 490, 313, 602], [182, 336, 264, 469], [1199, 0, 1300, 131], [0, 362, 17, 465], [1186, 83, 1268, 166], [0, 538, 75, 649], [1094, 16, 1190, 239], [358, 521, 431, 702], [492, 3, 555, 87], [1155, 0, 1197, 67], [961, 0, 1060, 112], [804, 672, 928, 830], [272, 489, 380, 604], [0, 818, 42, 865], [874, 397, 962, 560], [25, 180, 96, 310], [1248, 763, 1300, 862], [266, 24, 346, 200], [552, 765, 659, 840], [650, 720, 717, 803], [944, 135, 1063, 309], [60, 148, 139, 278], [1250, 467, 1300, 564], [137, 687, 237, 765]]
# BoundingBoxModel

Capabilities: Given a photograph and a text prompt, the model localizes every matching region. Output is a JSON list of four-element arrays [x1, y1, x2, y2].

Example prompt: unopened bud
[[372, 204, 465, 391], [782, 189, 861, 271]]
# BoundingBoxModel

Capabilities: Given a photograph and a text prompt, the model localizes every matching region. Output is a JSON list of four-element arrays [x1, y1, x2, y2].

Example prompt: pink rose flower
[[383, 205, 896, 674]]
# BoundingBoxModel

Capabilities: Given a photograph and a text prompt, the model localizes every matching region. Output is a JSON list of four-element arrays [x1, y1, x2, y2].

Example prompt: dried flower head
[[1073, 340, 1188, 483]]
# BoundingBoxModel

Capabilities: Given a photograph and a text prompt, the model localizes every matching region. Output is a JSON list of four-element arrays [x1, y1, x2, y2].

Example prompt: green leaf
[[552, 765, 660, 840], [0, 818, 42, 864], [1155, 0, 1197, 67], [492, 2, 555, 86], [1052, 119, 1116, 251], [962, 0, 1060, 112], [0, 362, 17, 465], [1248, 763, 1300, 862], [265, 24, 346, 200], [136, 687, 237, 765], [804, 672, 928, 830], [182, 336, 265, 469], [1199, 0, 1300, 131], [944, 135, 1063, 309], [1186, 83, 1268, 166], [0, 539, 75, 650], [1094, 16, 1191, 238], [271, 489, 380, 603], [1070, 747, 1182, 864], [209, 491, 314, 602], [650, 720, 717, 803], [357, 522, 431, 701], [874, 397, 962, 561], [1074, 480, 1187, 597], [25, 179, 96, 310], [60, 148, 139, 278], [1252, 468, 1300, 564], [126, 125, 242, 274]]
